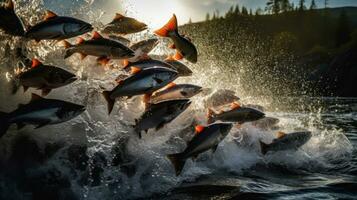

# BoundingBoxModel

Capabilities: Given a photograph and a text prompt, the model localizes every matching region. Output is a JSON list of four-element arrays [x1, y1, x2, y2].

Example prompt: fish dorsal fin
[[165, 55, 175, 61], [230, 102, 241, 110], [31, 58, 42, 68], [77, 37, 85, 45], [31, 93, 43, 102], [276, 131, 286, 139], [130, 66, 141, 74], [114, 13, 125, 21], [5, 0, 14, 10], [44, 10, 58, 21], [92, 31, 103, 40], [195, 125, 205, 134]]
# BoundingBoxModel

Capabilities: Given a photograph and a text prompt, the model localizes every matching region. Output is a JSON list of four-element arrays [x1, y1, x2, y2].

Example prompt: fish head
[[218, 123, 233, 136], [49, 68, 77, 86], [180, 85, 202, 98], [64, 20, 93, 36], [247, 108, 265, 121], [295, 131, 312, 144], [57, 103, 86, 121], [130, 19, 148, 32]]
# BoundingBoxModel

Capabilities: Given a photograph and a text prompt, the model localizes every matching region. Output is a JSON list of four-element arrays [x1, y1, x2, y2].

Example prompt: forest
[[182, 0, 357, 97]]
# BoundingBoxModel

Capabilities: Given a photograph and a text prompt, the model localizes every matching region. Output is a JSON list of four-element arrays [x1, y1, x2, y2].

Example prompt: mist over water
[[0, 1, 356, 199]]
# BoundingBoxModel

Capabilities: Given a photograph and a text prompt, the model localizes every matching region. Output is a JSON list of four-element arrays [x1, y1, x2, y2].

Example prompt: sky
[[117, 0, 357, 28], [42, 0, 357, 29]]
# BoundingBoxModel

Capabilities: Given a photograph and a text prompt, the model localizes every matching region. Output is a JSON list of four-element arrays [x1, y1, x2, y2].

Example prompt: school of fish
[[0, 0, 312, 176]]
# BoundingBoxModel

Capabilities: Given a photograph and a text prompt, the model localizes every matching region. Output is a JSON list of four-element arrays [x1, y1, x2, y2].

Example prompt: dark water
[[159, 98, 357, 200]]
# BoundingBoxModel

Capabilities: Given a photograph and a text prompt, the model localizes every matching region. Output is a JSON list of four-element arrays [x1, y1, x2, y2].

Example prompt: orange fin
[[122, 59, 130, 69], [92, 31, 103, 40], [276, 131, 286, 139], [130, 66, 141, 74], [97, 57, 110, 66], [61, 40, 72, 49], [31, 58, 42, 68], [79, 53, 87, 60], [165, 55, 175, 61], [154, 14, 178, 37], [76, 37, 85, 45], [165, 82, 176, 90], [168, 43, 176, 49], [5, 0, 14, 10], [195, 125, 205, 134], [173, 51, 183, 60], [44, 10, 58, 21], [113, 13, 125, 21], [230, 102, 241, 110]]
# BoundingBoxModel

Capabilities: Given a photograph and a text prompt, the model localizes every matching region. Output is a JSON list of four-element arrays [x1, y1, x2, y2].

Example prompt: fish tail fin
[[259, 140, 269, 155], [0, 111, 10, 138], [102, 91, 115, 115], [154, 14, 178, 37], [167, 153, 186, 176], [206, 108, 216, 124]]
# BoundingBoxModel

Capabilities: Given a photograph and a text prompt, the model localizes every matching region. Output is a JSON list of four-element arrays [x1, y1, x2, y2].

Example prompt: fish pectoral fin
[[16, 123, 26, 130], [153, 77, 164, 84], [211, 145, 219, 153], [35, 121, 51, 129], [41, 88, 52, 96]]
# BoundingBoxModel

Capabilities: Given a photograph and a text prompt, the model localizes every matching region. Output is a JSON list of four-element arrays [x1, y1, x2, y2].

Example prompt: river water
[[0, 1, 356, 199]]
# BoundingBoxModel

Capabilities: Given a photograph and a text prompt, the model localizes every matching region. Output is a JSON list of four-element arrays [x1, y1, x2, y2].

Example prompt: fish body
[[150, 84, 202, 104], [167, 123, 233, 176], [154, 14, 198, 63], [102, 67, 178, 114], [128, 38, 159, 62], [208, 106, 265, 124], [123, 59, 174, 72], [0, 94, 85, 137], [64, 32, 135, 61], [134, 99, 191, 138], [260, 131, 312, 155], [102, 13, 147, 35], [108, 35, 131, 46], [25, 11, 93, 41], [15, 59, 77, 96], [164, 59, 193, 77], [0, 0, 25, 36]]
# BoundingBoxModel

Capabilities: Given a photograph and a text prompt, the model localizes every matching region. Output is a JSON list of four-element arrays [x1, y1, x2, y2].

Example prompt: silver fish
[[25, 10, 93, 41], [167, 123, 233, 176], [102, 13, 147, 35], [102, 67, 178, 114], [207, 105, 265, 124], [260, 131, 312, 155], [134, 99, 191, 138], [149, 84, 202, 104], [13, 59, 77, 96], [0, 94, 85, 138]]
